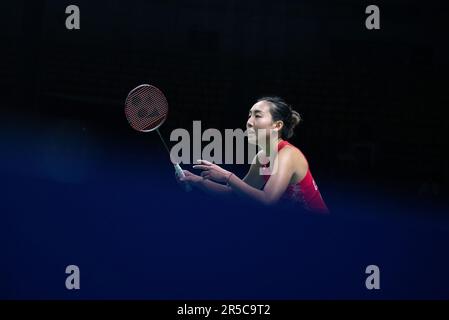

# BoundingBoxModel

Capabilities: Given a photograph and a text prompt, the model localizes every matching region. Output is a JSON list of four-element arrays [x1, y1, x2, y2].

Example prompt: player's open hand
[[193, 160, 233, 184]]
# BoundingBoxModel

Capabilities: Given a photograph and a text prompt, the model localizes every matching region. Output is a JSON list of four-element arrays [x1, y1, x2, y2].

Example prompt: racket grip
[[174, 163, 192, 192]]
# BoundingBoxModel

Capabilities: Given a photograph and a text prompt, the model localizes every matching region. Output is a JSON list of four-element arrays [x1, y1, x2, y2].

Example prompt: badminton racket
[[124, 84, 191, 192]]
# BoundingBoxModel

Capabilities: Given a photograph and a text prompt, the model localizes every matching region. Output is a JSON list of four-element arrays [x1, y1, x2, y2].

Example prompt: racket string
[[125, 85, 169, 132]]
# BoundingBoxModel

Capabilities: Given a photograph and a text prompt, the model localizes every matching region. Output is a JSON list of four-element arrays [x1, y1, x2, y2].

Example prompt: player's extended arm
[[227, 148, 296, 205], [178, 151, 266, 196]]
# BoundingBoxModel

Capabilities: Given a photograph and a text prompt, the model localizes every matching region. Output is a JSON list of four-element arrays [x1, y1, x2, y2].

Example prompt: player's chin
[[247, 134, 257, 144]]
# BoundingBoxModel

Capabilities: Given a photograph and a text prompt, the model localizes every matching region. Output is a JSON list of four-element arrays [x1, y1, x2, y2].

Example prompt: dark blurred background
[[1, 0, 448, 299], [2, 0, 448, 201]]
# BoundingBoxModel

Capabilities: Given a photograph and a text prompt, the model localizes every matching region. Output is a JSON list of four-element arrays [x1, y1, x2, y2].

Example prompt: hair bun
[[291, 110, 301, 127]]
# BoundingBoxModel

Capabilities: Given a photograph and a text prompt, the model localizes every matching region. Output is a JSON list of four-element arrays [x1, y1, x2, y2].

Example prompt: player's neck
[[263, 137, 283, 157]]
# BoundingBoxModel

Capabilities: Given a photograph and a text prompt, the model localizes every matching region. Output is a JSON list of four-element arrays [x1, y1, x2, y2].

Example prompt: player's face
[[246, 101, 276, 144]]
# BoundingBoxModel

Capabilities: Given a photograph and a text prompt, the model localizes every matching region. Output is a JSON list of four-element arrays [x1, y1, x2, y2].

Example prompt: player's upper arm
[[262, 147, 298, 204]]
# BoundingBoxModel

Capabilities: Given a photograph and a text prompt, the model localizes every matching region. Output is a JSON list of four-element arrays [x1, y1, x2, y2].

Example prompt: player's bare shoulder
[[278, 145, 309, 173]]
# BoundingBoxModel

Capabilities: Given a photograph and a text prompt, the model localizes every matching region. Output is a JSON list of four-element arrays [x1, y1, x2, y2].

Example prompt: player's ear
[[273, 120, 283, 132]]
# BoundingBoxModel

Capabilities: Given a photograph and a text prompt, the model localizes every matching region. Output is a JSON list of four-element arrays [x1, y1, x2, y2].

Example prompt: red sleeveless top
[[260, 140, 329, 213]]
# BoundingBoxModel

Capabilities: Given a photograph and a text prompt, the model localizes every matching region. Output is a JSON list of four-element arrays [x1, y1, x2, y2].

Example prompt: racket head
[[124, 84, 169, 132]]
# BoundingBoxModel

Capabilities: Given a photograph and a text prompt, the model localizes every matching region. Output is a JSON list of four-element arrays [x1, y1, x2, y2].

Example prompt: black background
[[1, 0, 449, 300], [2, 0, 448, 204]]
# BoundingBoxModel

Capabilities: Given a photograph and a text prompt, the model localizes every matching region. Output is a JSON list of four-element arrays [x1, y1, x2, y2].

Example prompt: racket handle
[[174, 163, 192, 192]]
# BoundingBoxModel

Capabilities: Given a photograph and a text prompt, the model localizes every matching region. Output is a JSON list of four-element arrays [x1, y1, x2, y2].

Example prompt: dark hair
[[257, 96, 301, 139]]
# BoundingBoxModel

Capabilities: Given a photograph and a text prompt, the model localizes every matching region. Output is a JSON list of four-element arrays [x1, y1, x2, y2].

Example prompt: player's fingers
[[181, 174, 195, 182], [193, 165, 209, 170], [196, 159, 213, 166]]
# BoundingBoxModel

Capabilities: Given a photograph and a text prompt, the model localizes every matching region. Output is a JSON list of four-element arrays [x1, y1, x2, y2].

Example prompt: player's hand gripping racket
[[124, 84, 191, 192]]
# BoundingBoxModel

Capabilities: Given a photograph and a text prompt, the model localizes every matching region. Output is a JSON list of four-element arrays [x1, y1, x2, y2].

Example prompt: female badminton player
[[178, 97, 329, 213]]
